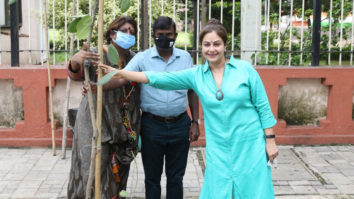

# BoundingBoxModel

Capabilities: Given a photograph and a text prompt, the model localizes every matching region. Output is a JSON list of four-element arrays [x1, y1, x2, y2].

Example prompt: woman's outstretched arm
[[100, 64, 149, 83]]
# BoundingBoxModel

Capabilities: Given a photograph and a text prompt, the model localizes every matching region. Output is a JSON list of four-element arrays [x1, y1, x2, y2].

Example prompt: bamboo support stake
[[61, 0, 75, 160], [95, 0, 104, 197], [85, 0, 99, 197], [61, 77, 70, 159], [43, 0, 56, 156]]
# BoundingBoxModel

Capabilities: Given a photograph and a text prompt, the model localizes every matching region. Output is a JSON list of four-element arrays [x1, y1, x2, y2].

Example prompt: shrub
[[278, 91, 322, 125]]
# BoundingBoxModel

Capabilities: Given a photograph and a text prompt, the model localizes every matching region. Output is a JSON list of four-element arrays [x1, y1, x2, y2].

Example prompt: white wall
[[279, 78, 329, 117], [52, 80, 82, 126], [0, 80, 23, 127], [0, 79, 82, 128], [0, 0, 44, 65]]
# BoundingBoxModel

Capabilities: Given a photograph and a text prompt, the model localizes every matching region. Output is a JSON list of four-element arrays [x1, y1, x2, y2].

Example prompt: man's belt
[[143, 111, 187, 123]]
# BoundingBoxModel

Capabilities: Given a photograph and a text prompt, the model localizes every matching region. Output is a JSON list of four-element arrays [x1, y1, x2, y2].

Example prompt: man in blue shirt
[[124, 16, 200, 199]]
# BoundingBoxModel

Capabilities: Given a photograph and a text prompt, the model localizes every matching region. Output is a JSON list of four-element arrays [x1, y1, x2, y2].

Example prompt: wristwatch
[[265, 134, 276, 139], [191, 119, 200, 125]]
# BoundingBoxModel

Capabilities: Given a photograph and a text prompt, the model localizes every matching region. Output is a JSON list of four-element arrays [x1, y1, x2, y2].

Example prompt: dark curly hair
[[105, 16, 137, 44]]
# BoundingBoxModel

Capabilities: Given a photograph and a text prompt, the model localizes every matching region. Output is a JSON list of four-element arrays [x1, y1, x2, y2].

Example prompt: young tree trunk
[[85, 0, 100, 197]]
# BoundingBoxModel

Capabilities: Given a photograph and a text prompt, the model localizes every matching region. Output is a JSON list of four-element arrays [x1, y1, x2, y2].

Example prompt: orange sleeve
[[67, 60, 84, 81]]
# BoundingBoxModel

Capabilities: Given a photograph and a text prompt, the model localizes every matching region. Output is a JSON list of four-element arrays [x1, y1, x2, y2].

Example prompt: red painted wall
[[0, 67, 71, 147], [0, 66, 353, 147], [259, 67, 354, 145]]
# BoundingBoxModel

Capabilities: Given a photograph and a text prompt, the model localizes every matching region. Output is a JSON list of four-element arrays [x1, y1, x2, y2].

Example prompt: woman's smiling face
[[201, 31, 226, 64]]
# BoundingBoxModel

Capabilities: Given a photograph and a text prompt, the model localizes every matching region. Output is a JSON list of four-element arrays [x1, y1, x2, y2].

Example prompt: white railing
[[261, 0, 354, 66], [1, 0, 354, 67]]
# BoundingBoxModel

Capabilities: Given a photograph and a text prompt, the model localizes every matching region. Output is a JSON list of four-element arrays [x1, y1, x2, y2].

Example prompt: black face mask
[[154, 36, 175, 49]]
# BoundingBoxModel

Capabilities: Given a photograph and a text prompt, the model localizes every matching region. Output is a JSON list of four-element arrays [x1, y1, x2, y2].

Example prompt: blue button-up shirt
[[144, 56, 277, 198], [124, 46, 193, 117]]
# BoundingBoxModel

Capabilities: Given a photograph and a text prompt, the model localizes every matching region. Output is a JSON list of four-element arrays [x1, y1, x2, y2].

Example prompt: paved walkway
[[0, 145, 354, 199]]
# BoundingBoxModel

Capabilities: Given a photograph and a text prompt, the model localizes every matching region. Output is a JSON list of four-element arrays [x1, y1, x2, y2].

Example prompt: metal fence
[[260, 0, 354, 66], [1, 0, 354, 66]]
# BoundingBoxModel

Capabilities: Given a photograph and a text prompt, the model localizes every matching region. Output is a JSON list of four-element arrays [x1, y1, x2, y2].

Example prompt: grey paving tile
[[3, 172, 27, 181], [336, 185, 354, 194], [316, 166, 340, 173], [323, 173, 352, 185], [34, 192, 60, 199], [3, 181, 21, 189], [315, 187, 341, 195], [274, 185, 295, 195], [324, 184, 339, 189], [276, 196, 333, 199], [310, 180, 323, 186], [2, 146, 354, 198], [0, 193, 12, 199], [288, 180, 312, 186], [273, 180, 290, 186], [290, 185, 318, 194], [272, 149, 316, 181], [59, 188, 68, 198], [11, 188, 37, 198], [18, 180, 43, 188], [314, 146, 333, 153], [341, 169, 354, 176], [330, 146, 351, 152]]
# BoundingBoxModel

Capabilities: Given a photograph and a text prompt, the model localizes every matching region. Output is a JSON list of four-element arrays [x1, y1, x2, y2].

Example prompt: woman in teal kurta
[[100, 19, 279, 198], [145, 56, 277, 198]]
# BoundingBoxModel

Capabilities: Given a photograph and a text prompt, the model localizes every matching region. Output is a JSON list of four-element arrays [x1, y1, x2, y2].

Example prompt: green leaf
[[72, 15, 86, 18], [97, 70, 119, 86], [76, 15, 93, 40], [120, 0, 131, 13], [108, 44, 119, 65], [119, 190, 130, 197], [9, 0, 17, 5], [68, 17, 82, 33]]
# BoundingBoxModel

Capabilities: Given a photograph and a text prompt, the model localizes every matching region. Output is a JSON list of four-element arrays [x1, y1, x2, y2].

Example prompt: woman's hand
[[99, 64, 149, 83], [266, 138, 278, 163], [99, 64, 118, 75], [264, 128, 278, 163], [81, 81, 97, 95], [70, 43, 100, 72]]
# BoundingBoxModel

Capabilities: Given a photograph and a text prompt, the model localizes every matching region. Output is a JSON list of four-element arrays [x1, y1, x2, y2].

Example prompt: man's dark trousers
[[141, 112, 191, 199]]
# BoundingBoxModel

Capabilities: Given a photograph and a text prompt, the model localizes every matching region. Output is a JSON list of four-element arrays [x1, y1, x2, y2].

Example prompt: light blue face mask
[[114, 31, 136, 49]]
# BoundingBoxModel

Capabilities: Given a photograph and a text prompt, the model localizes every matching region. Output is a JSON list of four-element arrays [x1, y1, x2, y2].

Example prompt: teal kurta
[[145, 56, 277, 199]]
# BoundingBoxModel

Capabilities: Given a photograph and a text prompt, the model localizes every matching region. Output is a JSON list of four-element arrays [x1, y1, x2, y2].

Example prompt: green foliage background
[[48, 0, 180, 50], [47, 0, 353, 66], [47, 0, 239, 52], [257, 0, 354, 66]]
